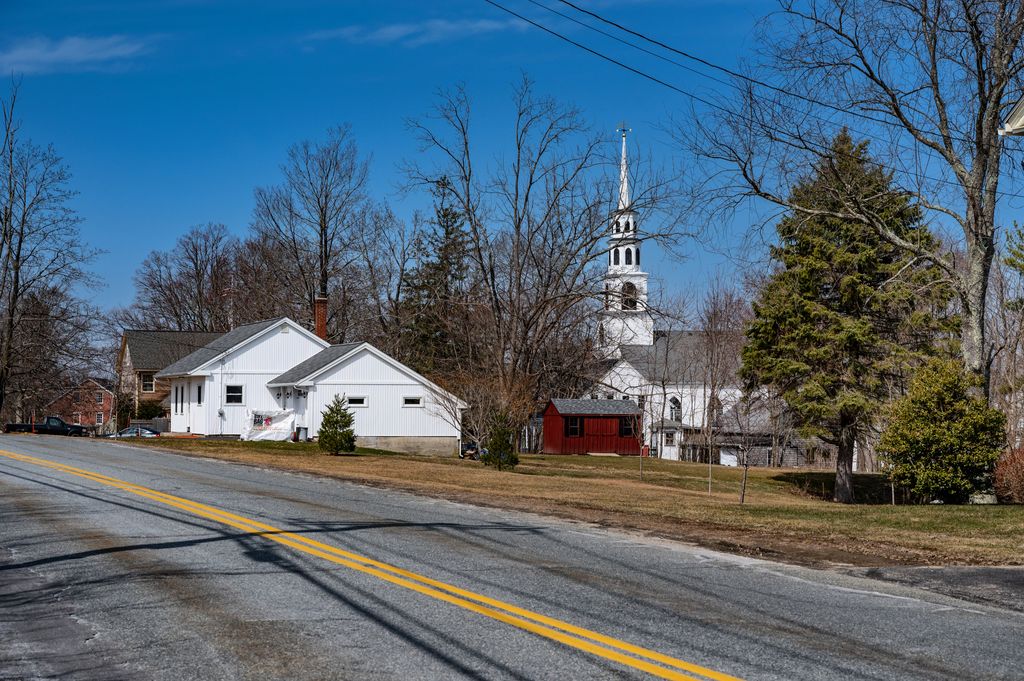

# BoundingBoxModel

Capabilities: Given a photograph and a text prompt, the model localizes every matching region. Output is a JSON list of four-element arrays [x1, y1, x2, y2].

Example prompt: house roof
[[550, 398, 640, 416], [618, 330, 741, 385], [43, 377, 115, 408], [155, 318, 287, 378], [123, 330, 224, 371], [268, 342, 362, 386]]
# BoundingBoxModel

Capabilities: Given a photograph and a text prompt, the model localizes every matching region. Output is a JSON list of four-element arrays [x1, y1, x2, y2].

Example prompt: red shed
[[542, 399, 641, 456]]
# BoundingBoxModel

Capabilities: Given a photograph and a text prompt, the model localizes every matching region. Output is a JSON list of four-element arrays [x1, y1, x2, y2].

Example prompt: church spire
[[617, 122, 631, 211]]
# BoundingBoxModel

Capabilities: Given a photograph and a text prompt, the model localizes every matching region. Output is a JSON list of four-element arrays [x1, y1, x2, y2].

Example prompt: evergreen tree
[[396, 178, 473, 375], [741, 131, 953, 503], [880, 360, 1005, 503], [319, 395, 356, 454]]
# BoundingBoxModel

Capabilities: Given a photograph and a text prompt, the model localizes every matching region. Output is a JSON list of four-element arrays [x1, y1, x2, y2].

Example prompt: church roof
[[618, 330, 741, 385]]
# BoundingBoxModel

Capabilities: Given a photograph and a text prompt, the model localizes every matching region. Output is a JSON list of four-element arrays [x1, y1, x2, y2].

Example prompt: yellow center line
[[0, 448, 743, 681]]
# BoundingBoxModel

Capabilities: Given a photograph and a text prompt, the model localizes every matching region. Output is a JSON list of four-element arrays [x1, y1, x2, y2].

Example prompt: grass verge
[[124, 438, 1023, 568]]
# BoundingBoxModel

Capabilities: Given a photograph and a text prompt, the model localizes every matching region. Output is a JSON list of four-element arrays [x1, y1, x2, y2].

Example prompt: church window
[[638, 395, 646, 412], [622, 282, 637, 310], [624, 248, 632, 265], [613, 249, 620, 266], [635, 246, 640, 267], [669, 397, 682, 421], [604, 283, 610, 309], [597, 324, 605, 346]]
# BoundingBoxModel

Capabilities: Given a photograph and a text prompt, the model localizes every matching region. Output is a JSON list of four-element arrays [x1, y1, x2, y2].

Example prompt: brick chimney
[[314, 296, 328, 341]]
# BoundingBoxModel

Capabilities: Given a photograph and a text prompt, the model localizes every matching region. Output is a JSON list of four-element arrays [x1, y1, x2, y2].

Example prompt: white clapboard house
[[155, 317, 463, 455]]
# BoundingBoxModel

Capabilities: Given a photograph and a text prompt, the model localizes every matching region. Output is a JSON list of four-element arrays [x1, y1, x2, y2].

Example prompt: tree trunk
[[834, 418, 856, 504], [961, 238, 995, 397]]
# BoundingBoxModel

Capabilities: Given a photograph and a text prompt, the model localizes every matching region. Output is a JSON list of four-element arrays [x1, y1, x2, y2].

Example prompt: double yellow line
[[0, 449, 742, 681]]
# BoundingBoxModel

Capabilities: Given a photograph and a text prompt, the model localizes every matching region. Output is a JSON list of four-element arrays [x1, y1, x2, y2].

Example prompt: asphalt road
[[1, 436, 1022, 681]]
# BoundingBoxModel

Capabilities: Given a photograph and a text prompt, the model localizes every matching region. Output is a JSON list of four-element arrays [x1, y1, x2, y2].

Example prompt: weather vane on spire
[[617, 121, 631, 138]]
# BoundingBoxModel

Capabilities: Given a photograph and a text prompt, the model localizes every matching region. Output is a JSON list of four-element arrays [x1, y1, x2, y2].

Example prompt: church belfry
[[598, 125, 654, 356]]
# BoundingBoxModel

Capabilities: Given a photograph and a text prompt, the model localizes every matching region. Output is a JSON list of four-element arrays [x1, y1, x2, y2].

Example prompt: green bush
[[879, 360, 1005, 503], [136, 400, 165, 420], [481, 425, 518, 471], [318, 395, 356, 455]]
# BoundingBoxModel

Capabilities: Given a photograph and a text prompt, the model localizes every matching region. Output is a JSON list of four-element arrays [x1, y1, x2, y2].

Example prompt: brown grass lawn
[[127, 438, 1024, 568]]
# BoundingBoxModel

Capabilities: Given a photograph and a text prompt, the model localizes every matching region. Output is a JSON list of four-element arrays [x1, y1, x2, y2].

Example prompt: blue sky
[[3, 0, 772, 310]]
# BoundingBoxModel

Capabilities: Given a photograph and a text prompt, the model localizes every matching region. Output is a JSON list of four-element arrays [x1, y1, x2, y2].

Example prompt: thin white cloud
[[306, 19, 527, 48], [0, 35, 150, 74]]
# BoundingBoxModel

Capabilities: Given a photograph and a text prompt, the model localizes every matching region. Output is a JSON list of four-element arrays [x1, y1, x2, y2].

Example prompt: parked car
[[4, 416, 88, 436], [106, 426, 160, 439]]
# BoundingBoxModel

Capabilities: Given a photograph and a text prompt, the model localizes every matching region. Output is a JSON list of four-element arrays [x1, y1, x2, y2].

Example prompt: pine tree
[[741, 131, 953, 503], [396, 178, 473, 375], [318, 395, 356, 454]]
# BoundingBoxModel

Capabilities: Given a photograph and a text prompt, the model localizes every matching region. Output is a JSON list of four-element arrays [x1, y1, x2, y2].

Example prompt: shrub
[[481, 424, 518, 471], [318, 395, 356, 455], [995, 448, 1024, 503], [879, 360, 1006, 503], [136, 400, 165, 420]]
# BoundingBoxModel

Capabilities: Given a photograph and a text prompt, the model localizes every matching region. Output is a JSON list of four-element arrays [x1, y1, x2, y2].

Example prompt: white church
[[591, 128, 741, 462]]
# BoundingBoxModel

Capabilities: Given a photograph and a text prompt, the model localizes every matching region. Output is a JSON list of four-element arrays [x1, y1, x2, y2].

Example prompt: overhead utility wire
[[529, 0, 956, 164], [484, 0, 1024, 203], [553, 0, 957, 138]]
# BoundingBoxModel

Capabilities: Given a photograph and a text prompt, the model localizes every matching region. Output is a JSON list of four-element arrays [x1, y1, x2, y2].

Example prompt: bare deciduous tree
[[683, 0, 1024, 394], [253, 125, 370, 340], [407, 78, 671, 442], [0, 83, 99, 418], [114, 223, 237, 332]]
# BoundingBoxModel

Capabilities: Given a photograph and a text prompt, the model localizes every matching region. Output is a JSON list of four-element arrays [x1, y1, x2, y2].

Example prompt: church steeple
[[618, 123, 631, 211], [598, 125, 653, 355]]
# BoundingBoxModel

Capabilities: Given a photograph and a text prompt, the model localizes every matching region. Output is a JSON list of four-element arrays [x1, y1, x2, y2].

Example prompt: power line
[[529, 0, 962, 160], [483, 0, 1024, 203]]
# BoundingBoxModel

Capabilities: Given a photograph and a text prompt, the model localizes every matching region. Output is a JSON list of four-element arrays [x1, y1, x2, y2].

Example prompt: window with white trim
[[225, 385, 243, 405], [346, 396, 367, 407], [72, 412, 81, 425], [197, 384, 203, 406], [95, 391, 103, 404], [403, 396, 423, 407], [141, 373, 155, 392], [96, 412, 104, 425]]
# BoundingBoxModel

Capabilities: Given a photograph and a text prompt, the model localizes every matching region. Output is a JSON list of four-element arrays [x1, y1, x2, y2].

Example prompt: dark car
[[106, 426, 160, 439], [4, 416, 88, 436]]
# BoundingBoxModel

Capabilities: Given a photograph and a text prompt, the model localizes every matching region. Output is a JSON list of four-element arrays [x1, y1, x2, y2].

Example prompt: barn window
[[618, 416, 635, 438], [346, 396, 367, 407], [669, 397, 681, 421], [564, 416, 583, 438], [403, 396, 423, 407], [624, 248, 632, 265], [225, 385, 244, 405], [621, 282, 637, 310]]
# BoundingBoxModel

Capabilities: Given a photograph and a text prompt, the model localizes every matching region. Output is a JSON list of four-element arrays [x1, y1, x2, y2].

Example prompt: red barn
[[542, 399, 641, 456]]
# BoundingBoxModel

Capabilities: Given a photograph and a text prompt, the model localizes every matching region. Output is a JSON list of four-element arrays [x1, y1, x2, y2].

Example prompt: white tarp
[[240, 409, 295, 441]]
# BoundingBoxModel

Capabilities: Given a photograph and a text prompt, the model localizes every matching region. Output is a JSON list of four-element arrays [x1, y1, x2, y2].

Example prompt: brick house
[[116, 330, 222, 420], [45, 377, 115, 434]]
